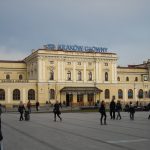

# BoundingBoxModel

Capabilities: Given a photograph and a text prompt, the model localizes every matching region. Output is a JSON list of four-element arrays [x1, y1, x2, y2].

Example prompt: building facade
[[0, 47, 150, 108]]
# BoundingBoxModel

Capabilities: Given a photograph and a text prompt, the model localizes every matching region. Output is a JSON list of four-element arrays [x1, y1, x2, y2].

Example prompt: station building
[[0, 45, 150, 108]]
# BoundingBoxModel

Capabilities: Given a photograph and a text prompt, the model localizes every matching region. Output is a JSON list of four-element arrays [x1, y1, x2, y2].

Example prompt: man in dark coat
[[129, 103, 135, 120], [99, 100, 107, 125], [18, 101, 25, 121], [110, 98, 116, 120], [53, 101, 62, 122], [116, 100, 122, 120]]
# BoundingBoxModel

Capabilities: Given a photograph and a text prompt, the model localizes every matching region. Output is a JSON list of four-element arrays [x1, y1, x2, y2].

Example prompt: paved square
[[2, 111, 150, 150]]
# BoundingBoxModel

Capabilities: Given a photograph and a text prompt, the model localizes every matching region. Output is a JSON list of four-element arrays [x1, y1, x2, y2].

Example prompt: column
[[99, 62, 102, 83], [96, 62, 99, 82], [111, 63, 114, 83], [73, 93, 77, 104], [134, 88, 137, 101], [7, 88, 11, 104], [84, 94, 88, 105], [61, 61, 64, 81], [124, 88, 127, 104], [42, 60, 46, 81], [114, 63, 117, 83], [37, 57, 43, 82], [84, 62, 86, 82], [58, 61, 60, 81], [22, 88, 26, 103], [73, 62, 76, 82]]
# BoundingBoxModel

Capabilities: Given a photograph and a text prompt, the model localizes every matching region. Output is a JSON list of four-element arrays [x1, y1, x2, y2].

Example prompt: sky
[[0, 0, 150, 66]]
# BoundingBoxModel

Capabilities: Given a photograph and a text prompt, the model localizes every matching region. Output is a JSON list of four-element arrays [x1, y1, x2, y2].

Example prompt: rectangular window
[[77, 62, 81, 65], [104, 63, 108, 66], [50, 61, 54, 64]]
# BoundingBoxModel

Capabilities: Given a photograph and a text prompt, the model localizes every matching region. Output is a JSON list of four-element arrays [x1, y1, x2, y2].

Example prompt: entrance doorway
[[66, 94, 73, 106], [77, 94, 84, 106]]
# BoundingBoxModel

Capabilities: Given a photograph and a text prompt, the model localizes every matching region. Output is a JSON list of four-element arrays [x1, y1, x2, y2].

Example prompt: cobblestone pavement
[[1, 112, 150, 150]]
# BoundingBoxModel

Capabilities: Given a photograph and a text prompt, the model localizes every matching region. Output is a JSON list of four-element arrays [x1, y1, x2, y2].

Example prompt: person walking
[[129, 102, 135, 120], [53, 101, 62, 122], [110, 98, 116, 120], [27, 100, 31, 113], [99, 100, 107, 125], [18, 101, 25, 121], [116, 100, 122, 120], [36, 101, 40, 111]]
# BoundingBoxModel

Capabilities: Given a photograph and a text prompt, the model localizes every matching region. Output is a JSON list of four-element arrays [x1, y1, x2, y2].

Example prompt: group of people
[[17, 99, 150, 124], [18, 100, 40, 121], [18, 100, 62, 122], [98, 98, 145, 125]]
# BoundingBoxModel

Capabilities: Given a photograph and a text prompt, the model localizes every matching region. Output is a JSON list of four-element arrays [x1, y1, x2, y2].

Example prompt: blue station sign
[[44, 44, 108, 53]]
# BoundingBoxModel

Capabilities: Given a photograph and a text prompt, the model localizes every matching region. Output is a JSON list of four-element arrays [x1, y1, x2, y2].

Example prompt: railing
[[0, 79, 28, 83]]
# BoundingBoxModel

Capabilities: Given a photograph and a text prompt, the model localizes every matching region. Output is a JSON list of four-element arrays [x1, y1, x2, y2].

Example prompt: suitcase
[[24, 110, 30, 121]]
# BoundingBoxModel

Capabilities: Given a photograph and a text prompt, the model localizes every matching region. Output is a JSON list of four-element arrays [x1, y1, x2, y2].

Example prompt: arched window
[[6, 74, 10, 80], [28, 89, 35, 100], [105, 89, 110, 99], [88, 72, 92, 81], [138, 89, 143, 99], [50, 70, 54, 80], [13, 89, 20, 100], [0, 89, 5, 100], [78, 71, 82, 81], [19, 74, 23, 80], [67, 71, 71, 80], [128, 89, 133, 99], [145, 91, 148, 98], [135, 77, 138, 82], [126, 77, 129, 81], [118, 89, 123, 99], [117, 77, 120, 81], [105, 72, 108, 81]]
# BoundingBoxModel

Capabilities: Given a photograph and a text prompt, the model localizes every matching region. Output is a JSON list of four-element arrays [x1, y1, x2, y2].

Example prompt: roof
[[0, 60, 25, 63], [60, 87, 102, 94]]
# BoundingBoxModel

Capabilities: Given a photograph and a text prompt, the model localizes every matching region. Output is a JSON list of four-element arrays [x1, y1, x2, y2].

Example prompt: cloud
[[0, 0, 150, 65], [0, 46, 29, 60]]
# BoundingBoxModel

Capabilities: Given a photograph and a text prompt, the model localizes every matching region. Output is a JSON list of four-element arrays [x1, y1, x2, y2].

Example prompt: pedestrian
[[125, 103, 129, 112], [116, 100, 122, 120], [129, 102, 135, 120], [99, 100, 107, 125], [53, 101, 62, 122], [36, 101, 40, 111], [18, 101, 25, 121], [110, 97, 116, 120], [0, 104, 3, 150], [27, 100, 31, 113]]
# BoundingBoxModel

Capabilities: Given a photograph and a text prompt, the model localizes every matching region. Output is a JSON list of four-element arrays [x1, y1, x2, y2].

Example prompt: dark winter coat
[[129, 105, 135, 113], [53, 103, 61, 114], [99, 103, 106, 113], [110, 101, 116, 111], [18, 105, 25, 113], [116, 103, 122, 111]]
